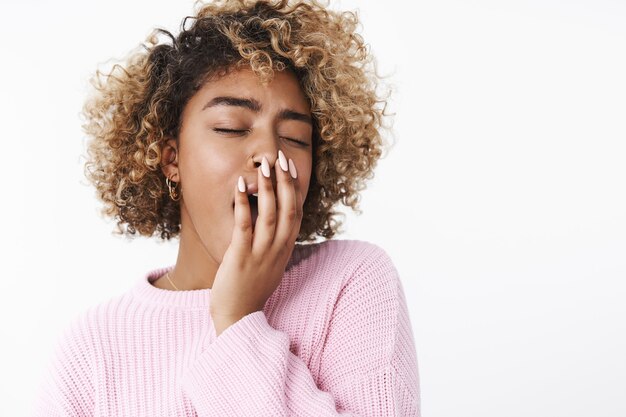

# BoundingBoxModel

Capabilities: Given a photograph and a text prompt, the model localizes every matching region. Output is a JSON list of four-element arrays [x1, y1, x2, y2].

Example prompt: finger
[[232, 175, 253, 249], [273, 150, 298, 250], [252, 156, 276, 253], [287, 157, 304, 244]]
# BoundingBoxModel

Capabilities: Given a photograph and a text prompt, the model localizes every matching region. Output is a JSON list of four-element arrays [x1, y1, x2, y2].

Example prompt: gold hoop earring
[[166, 175, 181, 201]]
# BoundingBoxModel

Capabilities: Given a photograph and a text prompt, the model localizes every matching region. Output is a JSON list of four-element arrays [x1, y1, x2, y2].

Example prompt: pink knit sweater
[[32, 239, 420, 416]]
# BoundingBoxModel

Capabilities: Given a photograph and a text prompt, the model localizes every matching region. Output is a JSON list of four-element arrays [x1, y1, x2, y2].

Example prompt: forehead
[[191, 66, 310, 112]]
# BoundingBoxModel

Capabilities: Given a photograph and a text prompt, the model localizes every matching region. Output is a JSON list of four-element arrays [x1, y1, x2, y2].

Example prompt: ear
[[160, 137, 180, 182]]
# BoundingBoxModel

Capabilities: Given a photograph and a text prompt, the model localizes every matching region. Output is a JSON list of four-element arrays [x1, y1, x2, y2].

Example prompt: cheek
[[211, 156, 239, 177], [180, 149, 239, 211], [183, 145, 238, 181], [297, 158, 313, 202]]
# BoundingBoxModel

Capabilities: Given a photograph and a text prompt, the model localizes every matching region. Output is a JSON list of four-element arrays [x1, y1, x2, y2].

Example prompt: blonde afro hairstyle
[[81, 0, 391, 241]]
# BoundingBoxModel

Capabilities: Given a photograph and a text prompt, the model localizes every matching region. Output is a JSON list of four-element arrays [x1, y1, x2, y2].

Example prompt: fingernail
[[261, 156, 271, 178], [288, 158, 297, 179], [238, 175, 246, 192], [278, 150, 289, 172]]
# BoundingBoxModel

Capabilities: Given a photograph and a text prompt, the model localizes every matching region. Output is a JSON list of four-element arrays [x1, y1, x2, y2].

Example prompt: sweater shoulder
[[282, 239, 410, 381], [296, 238, 397, 283], [55, 290, 133, 349], [282, 239, 401, 310], [293, 238, 393, 270], [318, 238, 388, 255], [38, 294, 125, 393]]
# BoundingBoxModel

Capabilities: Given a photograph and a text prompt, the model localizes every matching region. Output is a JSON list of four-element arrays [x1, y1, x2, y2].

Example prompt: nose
[[250, 130, 280, 172]]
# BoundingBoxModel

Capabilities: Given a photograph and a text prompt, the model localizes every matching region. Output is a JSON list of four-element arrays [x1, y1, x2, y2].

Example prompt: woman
[[33, 0, 420, 415]]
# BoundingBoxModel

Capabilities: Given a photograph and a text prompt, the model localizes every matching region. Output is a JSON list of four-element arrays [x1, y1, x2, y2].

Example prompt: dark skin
[[157, 67, 313, 336]]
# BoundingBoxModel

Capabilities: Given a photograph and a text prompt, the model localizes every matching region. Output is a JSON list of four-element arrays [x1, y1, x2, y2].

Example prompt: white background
[[1, 0, 625, 416]]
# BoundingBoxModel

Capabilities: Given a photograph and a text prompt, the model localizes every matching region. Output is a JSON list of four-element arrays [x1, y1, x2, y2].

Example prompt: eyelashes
[[213, 128, 247, 134], [212, 128, 309, 147]]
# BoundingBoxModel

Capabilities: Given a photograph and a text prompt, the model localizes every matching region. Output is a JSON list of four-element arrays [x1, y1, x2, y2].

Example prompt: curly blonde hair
[[81, 0, 391, 242]]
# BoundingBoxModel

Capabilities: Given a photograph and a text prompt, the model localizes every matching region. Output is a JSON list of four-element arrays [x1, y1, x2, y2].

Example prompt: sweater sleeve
[[31, 314, 95, 417], [179, 244, 421, 416]]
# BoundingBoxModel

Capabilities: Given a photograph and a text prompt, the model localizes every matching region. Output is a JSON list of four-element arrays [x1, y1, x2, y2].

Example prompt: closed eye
[[213, 128, 248, 134], [283, 137, 309, 147], [213, 128, 309, 146]]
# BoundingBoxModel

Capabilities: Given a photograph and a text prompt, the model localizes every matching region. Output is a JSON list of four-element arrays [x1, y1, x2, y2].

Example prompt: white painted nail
[[288, 158, 297, 179], [261, 156, 271, 178], [278, 150, 289, 172], [238, 176, 246, 192]]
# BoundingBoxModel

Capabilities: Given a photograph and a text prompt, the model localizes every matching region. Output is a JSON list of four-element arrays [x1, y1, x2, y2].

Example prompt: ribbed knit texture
[[32, 239, 420, 416]]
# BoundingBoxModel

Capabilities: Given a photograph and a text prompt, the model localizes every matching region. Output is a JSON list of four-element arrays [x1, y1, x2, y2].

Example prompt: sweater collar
[[130, 243, 314, 310], [132, 265, 213, 309]]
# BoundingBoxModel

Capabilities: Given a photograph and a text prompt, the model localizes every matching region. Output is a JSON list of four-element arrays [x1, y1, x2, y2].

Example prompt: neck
[[169, 204, 220, 291]]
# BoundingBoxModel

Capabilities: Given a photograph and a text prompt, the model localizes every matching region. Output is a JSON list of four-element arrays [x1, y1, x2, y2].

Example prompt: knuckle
[[285, 207, 297, 222], [239, 218, 252, 231], [263, 212, 277, 224]]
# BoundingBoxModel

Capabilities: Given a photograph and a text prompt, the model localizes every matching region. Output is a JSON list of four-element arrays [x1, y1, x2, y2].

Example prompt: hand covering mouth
[[248, 193, 259, 228], [232, 191, 259, 229]]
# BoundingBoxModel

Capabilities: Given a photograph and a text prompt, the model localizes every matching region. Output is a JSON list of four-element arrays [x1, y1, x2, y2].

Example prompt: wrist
[[211, 313, 244, 336], [210, 306, 265, 336], [213, 319, 238, 336]]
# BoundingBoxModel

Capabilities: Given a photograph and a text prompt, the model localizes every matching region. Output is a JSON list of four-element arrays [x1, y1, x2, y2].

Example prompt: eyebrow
[[202, 96, 312, 125]]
